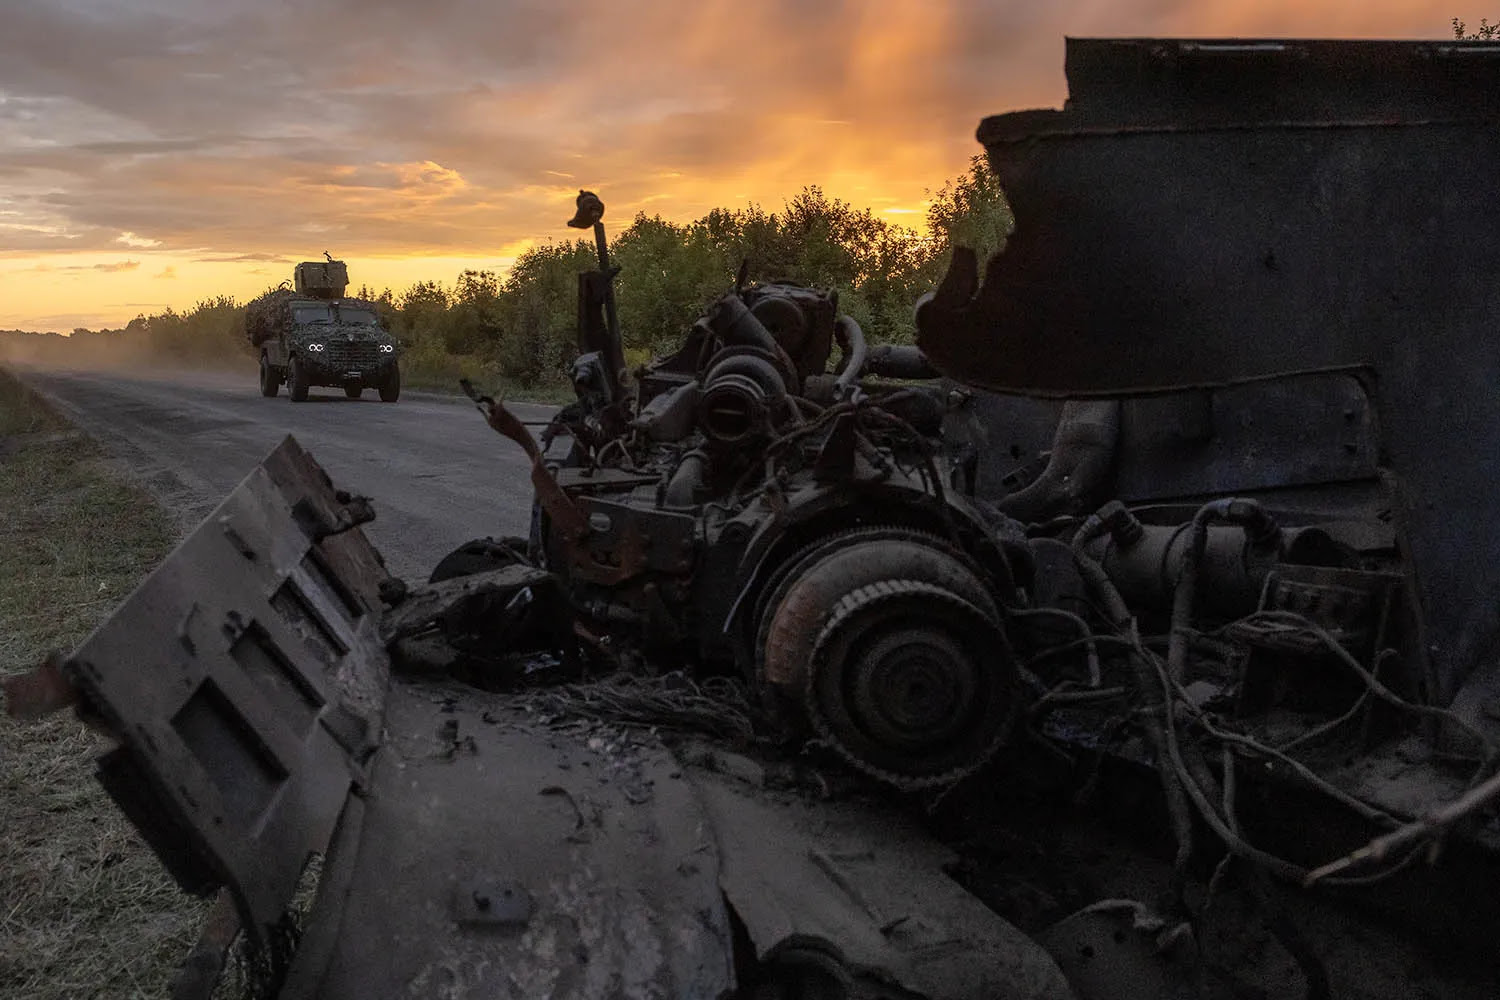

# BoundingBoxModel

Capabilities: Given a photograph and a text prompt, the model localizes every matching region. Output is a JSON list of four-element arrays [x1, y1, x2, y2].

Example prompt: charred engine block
[[517, 267, 1028, 788]]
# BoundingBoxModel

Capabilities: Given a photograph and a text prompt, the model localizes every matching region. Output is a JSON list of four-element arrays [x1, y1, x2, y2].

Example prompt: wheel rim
[[806, 579, 1015, 787], [850, 627, 976, 748], [756, 529, 989, 688]]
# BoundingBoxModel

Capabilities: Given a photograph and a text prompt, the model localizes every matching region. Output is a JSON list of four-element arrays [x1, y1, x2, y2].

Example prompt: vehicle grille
[[324, 341, 380, 371]]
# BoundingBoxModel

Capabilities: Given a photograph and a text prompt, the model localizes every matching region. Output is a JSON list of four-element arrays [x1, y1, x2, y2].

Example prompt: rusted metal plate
[[56, 437, 390, 951], [1037, 901, 1194, 1000], [570, 497, 698, 584], [1, 652, 77, 719], [464, 385, 590, 543]]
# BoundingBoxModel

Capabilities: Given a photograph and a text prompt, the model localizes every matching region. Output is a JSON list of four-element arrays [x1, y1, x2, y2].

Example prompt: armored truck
[[246, 258, 401, 402]]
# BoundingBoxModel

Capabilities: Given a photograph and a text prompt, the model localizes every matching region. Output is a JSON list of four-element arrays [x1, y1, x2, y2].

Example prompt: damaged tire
[[288, 357, 310, 402], [759, 536, 1019, 788], [416, 537, 577, 684], [379, 365, 401, 402], [429, 536, 531, 583], [259, 354, 280, 397]]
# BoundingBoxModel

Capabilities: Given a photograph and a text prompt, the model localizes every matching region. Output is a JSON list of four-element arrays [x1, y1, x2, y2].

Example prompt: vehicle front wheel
[[259, 354, 279, 397], [344, 384, 362, 399], [379, 365, 401, 402], [429, 536, 530, 582], [289, 357, 310, 402]]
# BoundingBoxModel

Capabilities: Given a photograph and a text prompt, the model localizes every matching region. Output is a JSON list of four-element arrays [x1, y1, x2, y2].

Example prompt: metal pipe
[[699, 354, 787, 444], [633, 380, 701, 443], [591, 221, 626, 388], [663, 451, 709, 508], [708, 295, 780, 354], [1167, 498, 1280, 682], [998, 400, 1120, 523], [832, 315, 868, 399], [863, 344, 939, 380]]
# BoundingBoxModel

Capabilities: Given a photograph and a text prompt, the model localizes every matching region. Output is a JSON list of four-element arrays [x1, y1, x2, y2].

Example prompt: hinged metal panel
[[62, 437, 390, 949]]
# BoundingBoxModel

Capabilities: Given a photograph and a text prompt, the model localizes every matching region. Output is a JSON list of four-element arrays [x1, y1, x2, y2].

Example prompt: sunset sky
[[0, 1, 1460, 333]]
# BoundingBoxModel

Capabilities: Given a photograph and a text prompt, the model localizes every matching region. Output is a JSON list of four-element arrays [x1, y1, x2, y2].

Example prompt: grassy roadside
[[0, 368, 207, 999], [398, 349, 575, 404]]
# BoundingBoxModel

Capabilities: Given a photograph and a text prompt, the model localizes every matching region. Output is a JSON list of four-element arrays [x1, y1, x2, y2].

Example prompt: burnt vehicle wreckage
[[7, 37, 1500, 1000]]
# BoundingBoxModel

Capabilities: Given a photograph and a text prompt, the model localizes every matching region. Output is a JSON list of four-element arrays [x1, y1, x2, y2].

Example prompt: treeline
[[0, 296, 245, 370], [1, 157, 1011, 391]]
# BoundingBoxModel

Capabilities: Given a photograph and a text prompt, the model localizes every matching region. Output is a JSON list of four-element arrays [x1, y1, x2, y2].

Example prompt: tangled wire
[[522, 670, 760, 744], [1022, 520, 1500, 899]]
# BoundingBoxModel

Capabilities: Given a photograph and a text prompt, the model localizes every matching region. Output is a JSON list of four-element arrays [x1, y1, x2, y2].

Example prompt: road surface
[[18, 366, 554, 580]]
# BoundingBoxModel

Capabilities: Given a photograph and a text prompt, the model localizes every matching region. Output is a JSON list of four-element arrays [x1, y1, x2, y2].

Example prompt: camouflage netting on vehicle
[[244, 289, 384, 347], [244, 288, 299, 347]]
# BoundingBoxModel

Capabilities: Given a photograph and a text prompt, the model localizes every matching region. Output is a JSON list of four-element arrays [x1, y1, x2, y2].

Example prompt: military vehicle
[[7, 36, 1500, 1000], [246, 257, 401, 402]]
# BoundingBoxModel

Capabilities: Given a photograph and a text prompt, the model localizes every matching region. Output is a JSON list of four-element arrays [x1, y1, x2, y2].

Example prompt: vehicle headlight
[[307, 343, 325, 352], [379, 343, 394, 353]]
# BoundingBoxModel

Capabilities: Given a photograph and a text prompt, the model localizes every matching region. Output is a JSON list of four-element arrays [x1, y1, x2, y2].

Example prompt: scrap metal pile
[[383, 192, 1035, 791]]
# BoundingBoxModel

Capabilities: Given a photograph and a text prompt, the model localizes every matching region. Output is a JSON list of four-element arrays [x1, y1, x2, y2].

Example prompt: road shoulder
[[0, 366, 206, 999]]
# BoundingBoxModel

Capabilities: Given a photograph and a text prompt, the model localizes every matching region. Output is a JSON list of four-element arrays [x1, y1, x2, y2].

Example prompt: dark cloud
[[23, 259, 142, 273], [0, 0, 1455, 265], [73, 138, 219, 155], [192, 252, 291, 263]]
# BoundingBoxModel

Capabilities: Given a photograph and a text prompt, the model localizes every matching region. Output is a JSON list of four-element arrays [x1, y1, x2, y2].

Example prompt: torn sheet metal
[[281, 687, 1071, 1000], [1037, 901, 1197, 1000], [280, 686, 735, 1000], [379, 563, 561, 644], [44, 436, 391, 951], [688, 756, 1077, 1000]]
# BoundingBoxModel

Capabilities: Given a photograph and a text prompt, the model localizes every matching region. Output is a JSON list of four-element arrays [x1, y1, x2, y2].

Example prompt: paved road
[[18, 366, 555, 580]]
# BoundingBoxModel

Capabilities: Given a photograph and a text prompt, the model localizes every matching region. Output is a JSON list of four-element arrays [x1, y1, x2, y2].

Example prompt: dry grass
[[396, 343, 575, 403], [0, 368, 208, 999]]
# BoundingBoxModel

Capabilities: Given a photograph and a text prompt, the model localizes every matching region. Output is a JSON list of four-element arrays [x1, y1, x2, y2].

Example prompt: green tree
[[393, 281, 449, 343], [612, 214, 733, 355], [1454, 16, 1500, 38], [495, 241, 596, 385], [925, 154, 1013, 271], [440, 270, 503, 355]]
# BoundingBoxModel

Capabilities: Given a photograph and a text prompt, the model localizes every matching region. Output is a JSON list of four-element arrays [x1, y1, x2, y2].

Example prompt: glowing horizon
[[0, 1, 1458, 333]]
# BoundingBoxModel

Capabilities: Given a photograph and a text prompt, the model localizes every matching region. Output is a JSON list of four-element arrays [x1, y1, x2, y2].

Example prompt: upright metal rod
[[593, 220, 625, 386]]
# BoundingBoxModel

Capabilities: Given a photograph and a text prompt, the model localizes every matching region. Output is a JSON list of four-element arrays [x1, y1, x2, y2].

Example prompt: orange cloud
[[0, 0, 1464, 329]]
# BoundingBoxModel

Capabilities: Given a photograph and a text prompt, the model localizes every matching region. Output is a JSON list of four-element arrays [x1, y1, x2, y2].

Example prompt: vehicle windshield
[[339, 307, 379, 326], [291, 303, 381, 327], [293, 303, 334, 324]]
